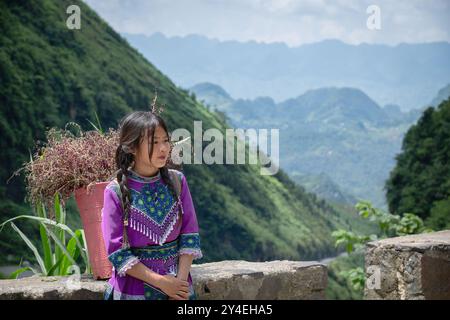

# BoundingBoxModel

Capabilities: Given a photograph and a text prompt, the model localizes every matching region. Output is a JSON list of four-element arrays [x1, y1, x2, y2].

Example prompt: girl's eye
[[154, 139, 169, 144]]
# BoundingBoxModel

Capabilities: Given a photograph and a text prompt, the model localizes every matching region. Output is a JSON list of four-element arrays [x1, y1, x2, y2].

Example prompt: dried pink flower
[[24, 127, 119, 206]]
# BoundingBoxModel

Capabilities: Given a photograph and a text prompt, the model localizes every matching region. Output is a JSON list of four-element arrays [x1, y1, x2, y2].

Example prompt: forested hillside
[[386, 99, 450, 230]]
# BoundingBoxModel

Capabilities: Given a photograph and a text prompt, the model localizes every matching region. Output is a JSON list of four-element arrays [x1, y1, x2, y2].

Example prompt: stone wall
[[0, 260, 327, 300], [3, 231, 449, 300], [364, 230, 450, 300]]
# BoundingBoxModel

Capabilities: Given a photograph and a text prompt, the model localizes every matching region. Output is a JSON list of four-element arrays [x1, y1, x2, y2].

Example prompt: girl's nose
[[160, 144, 168, 152]]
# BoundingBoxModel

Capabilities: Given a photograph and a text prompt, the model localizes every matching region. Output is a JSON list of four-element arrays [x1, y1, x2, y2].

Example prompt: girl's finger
[[177, 293, 189, 300]]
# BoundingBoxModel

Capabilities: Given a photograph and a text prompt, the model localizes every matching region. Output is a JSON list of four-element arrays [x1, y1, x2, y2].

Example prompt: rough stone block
[[364, 230, 450, 300]]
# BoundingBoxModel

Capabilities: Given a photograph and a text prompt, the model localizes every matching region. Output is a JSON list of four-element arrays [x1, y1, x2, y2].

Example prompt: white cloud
[[84, 0, 450, 46]]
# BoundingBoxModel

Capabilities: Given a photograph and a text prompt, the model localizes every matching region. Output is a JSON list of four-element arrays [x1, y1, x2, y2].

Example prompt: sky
[[84, 0, 450, 47]]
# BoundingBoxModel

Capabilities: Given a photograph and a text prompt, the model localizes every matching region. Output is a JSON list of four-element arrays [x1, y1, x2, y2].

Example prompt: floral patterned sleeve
[[178, 173, 203, 260]]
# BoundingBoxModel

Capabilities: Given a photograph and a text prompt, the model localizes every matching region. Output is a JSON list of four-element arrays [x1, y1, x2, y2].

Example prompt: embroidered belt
[[130, 238, 179, 261]]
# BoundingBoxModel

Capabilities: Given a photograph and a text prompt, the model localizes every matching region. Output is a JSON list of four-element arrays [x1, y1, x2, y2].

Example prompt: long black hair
[[115, 111, 182, 246]]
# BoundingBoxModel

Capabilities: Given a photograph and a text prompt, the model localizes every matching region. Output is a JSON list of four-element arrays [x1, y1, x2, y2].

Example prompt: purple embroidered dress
[[101, 169, 203, 300]]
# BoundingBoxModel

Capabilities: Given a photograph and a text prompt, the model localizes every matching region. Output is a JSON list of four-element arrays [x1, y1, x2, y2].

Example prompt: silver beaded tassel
[[128, 198, 183, 245], [129, 216, 161, 244]]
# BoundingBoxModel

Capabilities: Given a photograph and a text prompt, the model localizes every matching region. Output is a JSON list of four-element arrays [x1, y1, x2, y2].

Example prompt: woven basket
[[74, 182, 112, 280]]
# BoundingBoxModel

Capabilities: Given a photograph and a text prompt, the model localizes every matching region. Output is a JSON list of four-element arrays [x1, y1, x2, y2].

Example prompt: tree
[[385, 99, 450, 228]]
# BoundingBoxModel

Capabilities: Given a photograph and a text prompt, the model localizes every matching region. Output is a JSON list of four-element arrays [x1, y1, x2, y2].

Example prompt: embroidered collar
[[128, 169, 161, 183], [129, 182, 182, 245]]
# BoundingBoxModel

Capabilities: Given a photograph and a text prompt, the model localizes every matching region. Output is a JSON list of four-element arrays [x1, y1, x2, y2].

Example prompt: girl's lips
[[158, 156, 166, 160]]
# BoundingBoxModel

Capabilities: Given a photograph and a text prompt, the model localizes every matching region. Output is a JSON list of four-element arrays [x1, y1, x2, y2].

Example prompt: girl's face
[[134, 125, 170, 170]]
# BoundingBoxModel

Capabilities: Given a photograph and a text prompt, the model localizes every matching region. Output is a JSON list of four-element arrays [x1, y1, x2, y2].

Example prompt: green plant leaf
[[60, 229, 82, 275], [9, 222, 46, 275], [53, 193, 65, 274], [87, 111, 104, 135], [8, 267, 33, 279], [87, 119, 101, 133], [0, 215, 88, 267], [39, 223, 54, 271], [79, 229, 91, 274], [47, 255, 65, 276], [42, 224, 76, 269]]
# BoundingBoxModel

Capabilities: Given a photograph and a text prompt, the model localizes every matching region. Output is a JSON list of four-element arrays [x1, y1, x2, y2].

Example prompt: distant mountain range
[[124, 32, 450, 111], [189, 83, 448, 208]]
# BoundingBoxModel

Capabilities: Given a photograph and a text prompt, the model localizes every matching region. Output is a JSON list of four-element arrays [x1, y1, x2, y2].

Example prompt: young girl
[[101, 111, 203, 300]]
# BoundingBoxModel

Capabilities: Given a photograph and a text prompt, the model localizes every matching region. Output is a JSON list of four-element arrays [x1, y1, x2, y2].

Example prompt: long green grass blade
[[60, 230, 82, 275], [36, 202, 54, 270], [8, 267, 32, 279], [53, 193, 64, 274], [80, 229, 91, 274], [39, 223, 53, 271], [47, 255, 65, 276], [87, 119, 100, 133], [94, 111, 103, 134], [86, 111, 104, 134], [36, 201, 48, 219], [9, 222, 46, 275], [0, 215, 88, 267], [42, 224, 76, 269]]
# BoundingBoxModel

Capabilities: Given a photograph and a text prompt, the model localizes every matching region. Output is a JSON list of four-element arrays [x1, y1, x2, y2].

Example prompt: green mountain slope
[[0, 0, 364, 266], [290, 172, 358, 206]]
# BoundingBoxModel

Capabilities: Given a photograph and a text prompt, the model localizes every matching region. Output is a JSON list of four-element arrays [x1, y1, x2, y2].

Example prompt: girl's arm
[[176, 254, 194, 281], [126, 261, 164, 284], [127, 262, 189, 300]]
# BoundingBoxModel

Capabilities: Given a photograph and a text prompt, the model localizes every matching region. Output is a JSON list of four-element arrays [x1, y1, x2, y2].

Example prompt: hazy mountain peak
[[429, 83, 450, 107], [278, 87, 385, 124], [190, 82, 232, 100]]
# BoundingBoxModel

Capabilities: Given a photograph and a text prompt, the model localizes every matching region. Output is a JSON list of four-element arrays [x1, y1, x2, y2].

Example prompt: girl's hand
[[158, 274, 190, 300]]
